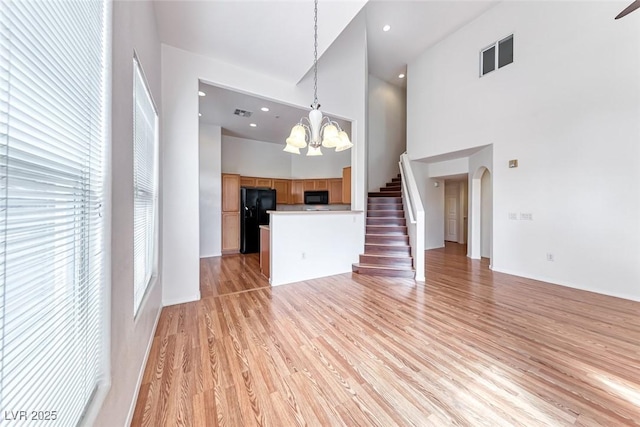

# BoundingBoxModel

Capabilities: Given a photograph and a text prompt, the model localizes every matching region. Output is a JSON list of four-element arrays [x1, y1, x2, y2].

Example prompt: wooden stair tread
[[353, 263, 413, 271], [352, 263, 415, 278], [365, 242, 410, 248], [361, 253, 412, 258]]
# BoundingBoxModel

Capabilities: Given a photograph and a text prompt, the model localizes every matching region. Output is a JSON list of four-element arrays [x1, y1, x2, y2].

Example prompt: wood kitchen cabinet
[[221, 174, 240, 253], [328, 178, 343, 204], [290, 180, 304, 204], [272, 179, 289, 205], [222, 174, 240, 212], [314, 179, 328, 190], [221, 212, 240, 253], [240, 176, 256, 187], [233, 174, 345, 206], [255, 178, 272, 188], [342, 167, 351, 204]]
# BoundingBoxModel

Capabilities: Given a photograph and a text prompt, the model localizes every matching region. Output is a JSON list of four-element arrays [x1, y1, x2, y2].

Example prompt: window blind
[[133, 58, 158, 315], [0, 0, 107, 425]]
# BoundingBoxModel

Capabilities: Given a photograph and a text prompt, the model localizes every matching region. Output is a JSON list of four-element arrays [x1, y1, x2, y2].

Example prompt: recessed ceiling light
[[261, 107, 270, 112], [398, 73, 405, 79], [198, 91, 206, 97], [383, 24, 391, 32], [250, 123, 257, 127]]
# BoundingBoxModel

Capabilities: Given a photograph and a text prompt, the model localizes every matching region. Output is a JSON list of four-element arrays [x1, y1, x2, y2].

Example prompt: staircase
[[352, 175, 415, 278]]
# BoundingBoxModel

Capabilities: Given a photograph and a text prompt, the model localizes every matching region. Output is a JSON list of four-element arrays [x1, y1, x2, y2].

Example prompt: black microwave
[[304, 190, 329, 205]]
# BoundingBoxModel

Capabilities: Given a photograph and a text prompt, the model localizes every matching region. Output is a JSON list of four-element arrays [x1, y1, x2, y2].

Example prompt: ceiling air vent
[[233, 109, 253, 118]]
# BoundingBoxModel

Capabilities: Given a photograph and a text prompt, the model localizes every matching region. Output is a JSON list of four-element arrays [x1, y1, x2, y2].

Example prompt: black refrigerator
[[240, 187, 276, 254]]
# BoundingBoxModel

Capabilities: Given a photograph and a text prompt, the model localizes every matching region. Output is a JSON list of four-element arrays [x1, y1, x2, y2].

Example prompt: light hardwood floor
[[131, 244, 640, 426]]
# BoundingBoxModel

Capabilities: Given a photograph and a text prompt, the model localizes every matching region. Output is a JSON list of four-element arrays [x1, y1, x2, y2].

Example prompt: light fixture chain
[[313, 0, 318, 108]]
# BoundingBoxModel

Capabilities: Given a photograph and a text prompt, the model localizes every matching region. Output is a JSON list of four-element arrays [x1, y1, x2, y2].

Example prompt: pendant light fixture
[[284, 0, 353, 156]]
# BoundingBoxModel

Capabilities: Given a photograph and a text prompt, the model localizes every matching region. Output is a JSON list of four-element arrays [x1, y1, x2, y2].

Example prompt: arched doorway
[[469, 166, 492, 265]]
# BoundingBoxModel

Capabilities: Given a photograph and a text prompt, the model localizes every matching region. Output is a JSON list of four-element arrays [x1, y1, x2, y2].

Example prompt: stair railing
[[399, 152, 425, 281]]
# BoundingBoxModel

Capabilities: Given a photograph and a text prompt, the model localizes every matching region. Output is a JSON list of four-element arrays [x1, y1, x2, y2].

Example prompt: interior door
[[446, 196, 458, 242]]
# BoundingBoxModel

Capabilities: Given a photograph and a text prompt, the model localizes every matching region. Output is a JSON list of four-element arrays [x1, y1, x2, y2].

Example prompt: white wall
[[410, 161, 445, 250], [429, 158, 468, 178], [459, 179, 468, 244], [222, 135, 292, 178], [408, 1, 640, 301], [290, 149, 350, 179], [93, 1, 163, 426], [367, 75, 406, 191], [161, 13, 367, 305], [481, 169, 492, 258], [200, 124, 222, 257], [270, 212, 364, 286], [221, 135, 349, 179], [468, 146, 493, 259]]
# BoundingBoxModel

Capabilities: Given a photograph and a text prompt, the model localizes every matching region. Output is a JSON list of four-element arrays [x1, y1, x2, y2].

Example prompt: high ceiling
[[198, 82, 350, 145], [365, 0, 498, 87], [154, 0, 498, 142], [154, 0, 367, 84]]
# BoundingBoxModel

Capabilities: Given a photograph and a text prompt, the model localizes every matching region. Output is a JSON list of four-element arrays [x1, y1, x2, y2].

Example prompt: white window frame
[[480, 34, 514, 77], [132, 54, 159, 316]]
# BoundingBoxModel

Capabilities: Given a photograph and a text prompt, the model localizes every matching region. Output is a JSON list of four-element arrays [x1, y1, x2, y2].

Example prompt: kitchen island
[[267, 210, 364, 286]]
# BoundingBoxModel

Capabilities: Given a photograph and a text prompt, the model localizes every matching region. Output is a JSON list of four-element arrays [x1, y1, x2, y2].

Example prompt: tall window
[[0, 0, 107, 425], [133, 57, 158, 315]]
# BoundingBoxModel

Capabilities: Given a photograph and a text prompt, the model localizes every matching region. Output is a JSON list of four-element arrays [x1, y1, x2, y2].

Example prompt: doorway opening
[[469, 166, 492, 266], [444, 177, 468, 245]]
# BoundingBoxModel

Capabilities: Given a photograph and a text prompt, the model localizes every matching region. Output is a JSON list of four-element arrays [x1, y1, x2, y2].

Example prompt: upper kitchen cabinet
[[240, 176, 256, 187], [222, 174, 240, 212], [255, 178, 272, 188], [290, 180, 304, 204], [329, 179, 343, 204], [272, 179, 289, 205], [314, 179, 328, 190]]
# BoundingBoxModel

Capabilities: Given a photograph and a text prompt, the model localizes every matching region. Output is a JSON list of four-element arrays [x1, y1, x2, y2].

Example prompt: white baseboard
[[490, 267, 640, 303], [162, 292, 201, 307], [200, 252, 221, 259], [125, 305, 162, 426]]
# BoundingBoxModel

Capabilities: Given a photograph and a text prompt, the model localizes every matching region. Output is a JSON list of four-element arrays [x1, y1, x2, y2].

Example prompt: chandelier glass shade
[[284, 0, 353, 156]]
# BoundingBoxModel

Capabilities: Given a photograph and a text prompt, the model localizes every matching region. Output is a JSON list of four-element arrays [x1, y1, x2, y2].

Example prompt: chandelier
[[284, 0, 353, 156]]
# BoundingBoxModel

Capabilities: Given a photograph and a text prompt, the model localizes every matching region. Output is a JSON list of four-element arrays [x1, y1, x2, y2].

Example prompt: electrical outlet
[[546, 253, 554, 262], [301, 252, 306, 260]]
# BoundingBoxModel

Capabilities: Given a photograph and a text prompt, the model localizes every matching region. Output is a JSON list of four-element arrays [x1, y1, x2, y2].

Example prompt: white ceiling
[[365, 0, 498, 87], [154, 0, 367, 84], [155, 0, 498, 142], [199, 82, 351, 144]]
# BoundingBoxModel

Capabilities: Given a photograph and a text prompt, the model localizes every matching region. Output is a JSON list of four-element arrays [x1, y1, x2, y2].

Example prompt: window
[[133, 57, 159, 315], [481, 34, 514, 76], [0, 0, 107, 425], [498, 35, 514, 68], [481, 46, 496, 75]]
